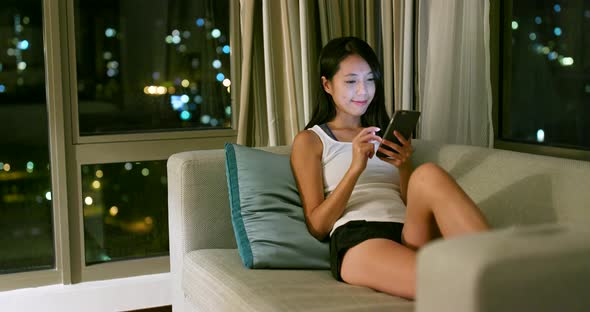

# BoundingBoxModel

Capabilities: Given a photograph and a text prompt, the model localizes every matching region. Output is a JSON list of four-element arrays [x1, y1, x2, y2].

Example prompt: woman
[[290, 37, 489, 300]]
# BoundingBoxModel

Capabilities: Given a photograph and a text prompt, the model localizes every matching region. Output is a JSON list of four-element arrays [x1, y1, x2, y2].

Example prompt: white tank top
[[308, 125, 406, 236]]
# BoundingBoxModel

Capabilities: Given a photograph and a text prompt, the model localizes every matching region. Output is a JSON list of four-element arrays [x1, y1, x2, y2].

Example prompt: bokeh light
[[560, 57, 574, 66], [105, 28, 117, 37], [84, 196, 93, 205], [180, 111, 191, 121], [17, 40, 29, 50], [529, 33, 536, 41], [536, 129, 545, 143], [201, 114, 211, 124]]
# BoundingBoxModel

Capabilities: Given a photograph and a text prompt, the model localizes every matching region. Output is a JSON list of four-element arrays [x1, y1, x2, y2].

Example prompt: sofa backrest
[[412, 140, 590, 229]]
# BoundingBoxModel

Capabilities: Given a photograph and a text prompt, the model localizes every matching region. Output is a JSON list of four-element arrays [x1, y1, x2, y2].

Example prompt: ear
[[321, 76, 332, 95]]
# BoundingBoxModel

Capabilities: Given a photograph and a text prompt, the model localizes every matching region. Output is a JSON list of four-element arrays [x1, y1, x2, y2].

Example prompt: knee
[[409, 162, 449, 188]]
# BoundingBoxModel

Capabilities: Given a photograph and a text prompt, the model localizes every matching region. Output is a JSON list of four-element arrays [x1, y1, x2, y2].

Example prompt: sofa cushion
[[224, 143, 329, 269], [183, 249, 413, 311]]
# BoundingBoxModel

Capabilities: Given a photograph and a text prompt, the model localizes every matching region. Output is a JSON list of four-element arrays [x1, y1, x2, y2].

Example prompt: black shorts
[[329, 220, 404, 281]]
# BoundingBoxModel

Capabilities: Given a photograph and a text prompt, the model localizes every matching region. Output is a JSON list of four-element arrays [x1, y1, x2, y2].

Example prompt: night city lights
[[504, 1, 589, 148], [1, 0, 231, 273]]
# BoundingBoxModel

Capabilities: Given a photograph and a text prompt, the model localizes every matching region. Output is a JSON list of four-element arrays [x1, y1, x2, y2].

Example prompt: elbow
[[305, 218, 330, 241], [309, 227, 328, 242]]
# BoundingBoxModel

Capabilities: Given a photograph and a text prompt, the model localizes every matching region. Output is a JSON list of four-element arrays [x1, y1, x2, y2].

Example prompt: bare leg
[[340, 238, 417, 299], [339, 163, 488, 299], [402, 163, 489, 250]]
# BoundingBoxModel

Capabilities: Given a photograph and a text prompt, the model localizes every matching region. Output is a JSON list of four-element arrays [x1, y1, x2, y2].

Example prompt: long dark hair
[[305, 37, 390, 130]]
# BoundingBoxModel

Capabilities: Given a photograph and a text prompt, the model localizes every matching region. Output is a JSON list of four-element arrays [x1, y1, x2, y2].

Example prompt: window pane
[[502, 0, 590, 149], [0, 0, 55, 274], [82, 161, 168, 265], [74, 0, 232, 136]]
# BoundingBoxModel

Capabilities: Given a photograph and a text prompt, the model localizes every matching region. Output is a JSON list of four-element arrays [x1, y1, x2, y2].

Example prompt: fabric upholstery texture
[[417, 223, 590, 312], [410, 141, 590, 228], [183, 249, 413, 312], [224, 143, 329, 269]]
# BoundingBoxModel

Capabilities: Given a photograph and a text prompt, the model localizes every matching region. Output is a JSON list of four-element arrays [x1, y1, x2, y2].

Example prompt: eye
[[367, 77, 375, 82], [345, 80, 356, 84]]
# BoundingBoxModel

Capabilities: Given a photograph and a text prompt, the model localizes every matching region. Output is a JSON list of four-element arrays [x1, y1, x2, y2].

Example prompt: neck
[[329, 115, 362, 129]]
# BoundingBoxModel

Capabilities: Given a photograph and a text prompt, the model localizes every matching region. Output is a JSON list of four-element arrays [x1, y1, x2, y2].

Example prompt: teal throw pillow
[[224, 143, 329, 269]]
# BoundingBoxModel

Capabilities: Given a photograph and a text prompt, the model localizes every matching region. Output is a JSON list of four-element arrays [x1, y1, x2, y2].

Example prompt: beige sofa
[[167, 140, 590, 312]]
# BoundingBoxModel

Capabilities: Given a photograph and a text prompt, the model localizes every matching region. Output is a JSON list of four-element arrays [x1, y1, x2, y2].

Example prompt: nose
[[356, 81, 367, 96]]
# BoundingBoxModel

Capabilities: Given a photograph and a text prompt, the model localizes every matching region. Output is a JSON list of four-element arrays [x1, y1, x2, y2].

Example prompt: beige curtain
[[381, 0, 415, 117], [237, 0, 378, 147], [416, 0, 493, 147]]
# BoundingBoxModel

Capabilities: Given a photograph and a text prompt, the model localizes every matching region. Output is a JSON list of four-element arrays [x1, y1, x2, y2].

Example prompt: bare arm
[[377, 131, 415, 204], [398, 161, 413, 204], [291, 128, 381, 240]]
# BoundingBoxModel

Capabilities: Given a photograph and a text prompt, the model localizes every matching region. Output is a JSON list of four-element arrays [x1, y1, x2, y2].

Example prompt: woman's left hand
[[377, 131, 414, 168]]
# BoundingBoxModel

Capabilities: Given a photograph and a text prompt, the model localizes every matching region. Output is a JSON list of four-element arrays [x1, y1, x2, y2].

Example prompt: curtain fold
[[417, 0, 493, 147], [381, 0, 415, 116], [237, 0, 266, 146], [237, 0, 377, 147]]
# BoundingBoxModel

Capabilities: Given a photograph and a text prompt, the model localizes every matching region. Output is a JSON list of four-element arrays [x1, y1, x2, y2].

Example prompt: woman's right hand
[[350, 126, 382, 175]]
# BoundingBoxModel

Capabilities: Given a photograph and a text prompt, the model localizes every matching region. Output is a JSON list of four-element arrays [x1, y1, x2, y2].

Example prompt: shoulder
[[292, 129, 322, 158]]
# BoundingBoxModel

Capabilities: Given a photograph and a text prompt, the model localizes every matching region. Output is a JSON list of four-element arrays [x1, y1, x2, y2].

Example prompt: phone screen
[[377, 110, 421, 158]]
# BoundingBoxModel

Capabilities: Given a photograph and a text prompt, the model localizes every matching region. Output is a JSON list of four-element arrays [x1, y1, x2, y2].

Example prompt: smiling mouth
[[352, 100, 368, 105]]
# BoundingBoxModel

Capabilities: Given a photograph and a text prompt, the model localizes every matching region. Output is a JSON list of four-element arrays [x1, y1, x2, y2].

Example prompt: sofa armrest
[[416, 224, 590, 312], [167, 145, 291, 312]]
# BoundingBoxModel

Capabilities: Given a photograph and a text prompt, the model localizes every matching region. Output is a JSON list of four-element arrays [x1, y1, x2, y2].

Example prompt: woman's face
[[322, 54, 375, 120]]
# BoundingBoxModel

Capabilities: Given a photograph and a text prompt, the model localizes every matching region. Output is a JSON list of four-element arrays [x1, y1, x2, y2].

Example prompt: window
[[0, 0, 55, 275], [71, 0, 234, 280], [1, 0, 237, 289], [74, 0, 232, 135], [81, 161, 168, 265], [498, 0, 590, 158], [72, 0, 232, 271]]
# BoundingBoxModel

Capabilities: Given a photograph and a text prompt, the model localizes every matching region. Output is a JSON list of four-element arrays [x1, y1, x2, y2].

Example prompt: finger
[[355, 143, 374, 155], [394, 131, 414, 147], [377, 154, 401, 167], [363, 143, 376, 156], [381, 139, 403, 154], [358, 127, 382, 142], [355, 133, 382, 145], [365, 126, 381, 134], [355, 127, 380, 138], [378, 147, 399, 160]]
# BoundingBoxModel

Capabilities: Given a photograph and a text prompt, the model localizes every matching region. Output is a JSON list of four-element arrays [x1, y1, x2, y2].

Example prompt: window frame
[[491, 0, 590, 161], [0, 0, 240, 290], [63, 0, 240, 283], [0, 0, 66, 291]]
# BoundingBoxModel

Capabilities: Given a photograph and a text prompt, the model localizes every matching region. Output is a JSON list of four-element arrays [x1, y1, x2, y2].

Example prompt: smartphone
[[376, 110, 421, 158]]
